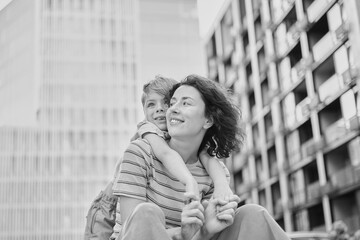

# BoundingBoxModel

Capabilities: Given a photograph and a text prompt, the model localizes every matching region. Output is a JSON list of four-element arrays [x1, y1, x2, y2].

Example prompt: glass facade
[[0, 0, 138, 239]]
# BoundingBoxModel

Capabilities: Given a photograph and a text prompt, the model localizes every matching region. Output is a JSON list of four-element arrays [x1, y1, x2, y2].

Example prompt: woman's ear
[[203, 117, 214, 129]]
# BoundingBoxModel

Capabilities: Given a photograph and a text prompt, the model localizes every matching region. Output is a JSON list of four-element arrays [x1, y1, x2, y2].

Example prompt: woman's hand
[[181, 198, 205, 240], [200, 195, 240, 239]]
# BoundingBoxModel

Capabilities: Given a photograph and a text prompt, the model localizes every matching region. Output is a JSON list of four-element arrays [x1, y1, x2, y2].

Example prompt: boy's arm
[[143, 133, 199, 199], [199, 150, 233, 200]]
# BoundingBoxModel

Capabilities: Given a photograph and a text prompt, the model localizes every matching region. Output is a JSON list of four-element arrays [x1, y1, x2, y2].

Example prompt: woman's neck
[[168, 138, 201, 164]]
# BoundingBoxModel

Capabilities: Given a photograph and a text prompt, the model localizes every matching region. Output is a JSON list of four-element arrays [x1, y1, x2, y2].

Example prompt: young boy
[[136, 75, 233, 201]]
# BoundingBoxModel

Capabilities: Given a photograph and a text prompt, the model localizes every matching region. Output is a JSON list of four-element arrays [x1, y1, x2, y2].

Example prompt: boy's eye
[[147, 103, 155, 108]]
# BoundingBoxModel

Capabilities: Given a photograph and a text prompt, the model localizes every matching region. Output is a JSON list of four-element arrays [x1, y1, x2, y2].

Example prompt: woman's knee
[[234, 204, 267, 222], [120, 203, 168, 239], [230, 204, 289, 240], [132, 202, 164, 221]]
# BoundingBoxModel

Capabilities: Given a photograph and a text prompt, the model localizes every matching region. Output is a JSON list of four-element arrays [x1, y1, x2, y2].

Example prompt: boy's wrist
[[213, 179, 229, 188], [185, 178, 200, 199]]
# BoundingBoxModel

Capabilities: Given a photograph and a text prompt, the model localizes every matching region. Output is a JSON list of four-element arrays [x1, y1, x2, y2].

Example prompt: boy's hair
[[141, 75, 178, 106]]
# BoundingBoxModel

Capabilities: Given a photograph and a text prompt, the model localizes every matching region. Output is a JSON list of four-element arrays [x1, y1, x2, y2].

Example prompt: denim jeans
[[117, 203, 290, 240], [84, 181, 117, 240]]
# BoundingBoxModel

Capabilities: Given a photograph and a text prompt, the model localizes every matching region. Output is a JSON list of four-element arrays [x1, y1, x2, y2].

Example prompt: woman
[[112, 75, 290, 240]]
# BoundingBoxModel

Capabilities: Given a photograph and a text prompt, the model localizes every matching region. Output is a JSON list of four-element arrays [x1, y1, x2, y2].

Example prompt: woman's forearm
[[191, 227, 212, 240]]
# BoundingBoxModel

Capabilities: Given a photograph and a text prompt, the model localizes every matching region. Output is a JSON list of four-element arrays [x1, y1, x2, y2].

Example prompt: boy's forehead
[[145, 91, 165, 101]]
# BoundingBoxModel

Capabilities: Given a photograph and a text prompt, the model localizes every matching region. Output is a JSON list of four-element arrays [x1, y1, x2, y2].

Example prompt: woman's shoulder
[[127, 138, 152, 152], [124, 138, 155, 160]]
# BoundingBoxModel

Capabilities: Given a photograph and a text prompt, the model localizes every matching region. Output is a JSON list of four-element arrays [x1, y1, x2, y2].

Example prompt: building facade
[[202, 0, 360, 234], [0, 0, 203, 239]]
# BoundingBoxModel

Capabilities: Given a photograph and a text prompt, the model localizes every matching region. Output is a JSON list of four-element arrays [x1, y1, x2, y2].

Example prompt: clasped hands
[[180, 193, 240, 240]]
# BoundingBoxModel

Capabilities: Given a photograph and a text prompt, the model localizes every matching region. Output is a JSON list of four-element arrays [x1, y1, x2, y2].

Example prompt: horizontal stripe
[[117, 170, 146, 179], [117, 190, 146, 201], [147, 195, 183, 213], [121, 159, 148, 172]]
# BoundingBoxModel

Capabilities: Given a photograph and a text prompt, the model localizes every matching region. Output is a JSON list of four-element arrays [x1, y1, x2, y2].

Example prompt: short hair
[[169, 74, 244, 158], [141, 75, 178, 106]]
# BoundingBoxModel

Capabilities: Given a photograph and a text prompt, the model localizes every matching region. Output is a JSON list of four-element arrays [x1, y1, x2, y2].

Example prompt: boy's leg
[[118, 202, 171, 240], [84, 181, 117, 240]]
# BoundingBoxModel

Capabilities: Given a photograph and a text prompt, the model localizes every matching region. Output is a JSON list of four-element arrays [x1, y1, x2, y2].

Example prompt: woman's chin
[[167, 128, 180, 138]]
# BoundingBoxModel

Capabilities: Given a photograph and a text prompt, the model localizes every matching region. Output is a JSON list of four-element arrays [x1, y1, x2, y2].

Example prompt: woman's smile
[[168, 117, 183, 125]]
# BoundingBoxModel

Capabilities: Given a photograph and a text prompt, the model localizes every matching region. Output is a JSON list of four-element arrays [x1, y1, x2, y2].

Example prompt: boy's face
[[143, 91, 168, 131]]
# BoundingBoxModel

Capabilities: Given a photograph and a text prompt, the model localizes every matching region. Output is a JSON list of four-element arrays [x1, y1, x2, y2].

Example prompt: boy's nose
[[156, 104, 165, 112]]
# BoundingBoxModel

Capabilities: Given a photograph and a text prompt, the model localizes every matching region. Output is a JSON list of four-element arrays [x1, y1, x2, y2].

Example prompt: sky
[[0, 0, 226, 37], [0, 0, 10, 10], [197, 0, 226, 37]]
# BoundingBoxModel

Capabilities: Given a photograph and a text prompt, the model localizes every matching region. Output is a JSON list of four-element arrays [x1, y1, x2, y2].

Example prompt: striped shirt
[[112, 139, 228, 236]]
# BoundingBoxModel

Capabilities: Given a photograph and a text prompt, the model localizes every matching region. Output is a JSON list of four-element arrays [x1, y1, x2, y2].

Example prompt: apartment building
[[202, 0, 360, 234], [0, 0, 203, 239]]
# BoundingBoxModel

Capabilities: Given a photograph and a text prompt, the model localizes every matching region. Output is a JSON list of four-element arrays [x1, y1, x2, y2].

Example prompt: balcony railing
[[307, 181, 321, 201], [292, 188, 306, 207], [329, 166, 360, 189]]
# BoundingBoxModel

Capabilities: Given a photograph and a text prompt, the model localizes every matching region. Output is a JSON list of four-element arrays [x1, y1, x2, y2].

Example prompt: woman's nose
[[168, 103, 179, 113]]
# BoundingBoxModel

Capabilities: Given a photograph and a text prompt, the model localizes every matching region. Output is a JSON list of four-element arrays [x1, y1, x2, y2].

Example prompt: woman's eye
[[147, 103, 154, 108]]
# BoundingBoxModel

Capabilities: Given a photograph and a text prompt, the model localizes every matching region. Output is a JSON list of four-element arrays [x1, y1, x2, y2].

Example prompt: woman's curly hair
[[169, 74, 244, 158]]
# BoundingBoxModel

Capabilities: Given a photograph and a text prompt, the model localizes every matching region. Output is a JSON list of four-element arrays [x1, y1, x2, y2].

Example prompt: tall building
[[202, 0, 360, 235], [0, 0, 204, 239]]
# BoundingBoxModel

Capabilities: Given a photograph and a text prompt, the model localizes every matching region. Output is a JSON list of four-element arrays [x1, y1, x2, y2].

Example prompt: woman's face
[[166, 85, 212, 139]]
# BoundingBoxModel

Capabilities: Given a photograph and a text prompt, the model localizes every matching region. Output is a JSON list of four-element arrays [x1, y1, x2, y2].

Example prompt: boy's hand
[[181, 199, 204, 240], [199, 196, 239, 238]]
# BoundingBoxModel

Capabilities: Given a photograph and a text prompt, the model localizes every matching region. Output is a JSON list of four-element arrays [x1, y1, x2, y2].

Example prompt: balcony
[[312, 32, 337, 63], [279, 57, 292, 91], [291, 60, 306, 84], [348, 137, 360, 167], [323, 118, 348, 144], [301, 138, 317, 158], [307, 181, 321, 201], [236, 182, 253, 195], [318, 74, 342, 103], [307, 0, 335, 23], [292, 188, 306, 207], [287, 231, 332, 240], [274, 199, 283, 216], [341, 68, 359, 87], [329, 166, 360, 189], [295, 97, 311, 123]]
